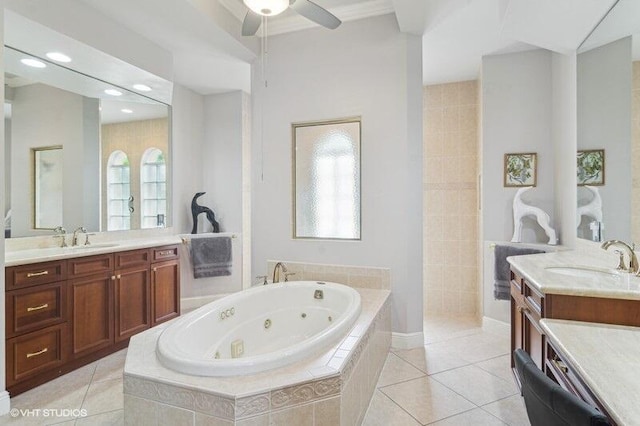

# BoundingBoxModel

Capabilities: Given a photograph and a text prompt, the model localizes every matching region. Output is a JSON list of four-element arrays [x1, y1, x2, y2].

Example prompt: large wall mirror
[[576, 0, 640, 243], [292, 118, 361, 240], [4, 44, 171, 238]]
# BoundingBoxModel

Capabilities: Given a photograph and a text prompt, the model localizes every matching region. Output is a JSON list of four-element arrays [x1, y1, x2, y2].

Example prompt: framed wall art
[[504, 153, 537, 187], [577, 149, 604, 186]]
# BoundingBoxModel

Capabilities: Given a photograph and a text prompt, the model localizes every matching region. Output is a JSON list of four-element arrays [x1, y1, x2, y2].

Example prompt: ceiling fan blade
[[290, 0, 341, 29], [242, 10, 262, 36]]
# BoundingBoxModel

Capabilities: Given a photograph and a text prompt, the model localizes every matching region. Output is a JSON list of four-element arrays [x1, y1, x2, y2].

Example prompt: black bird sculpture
[[191, 192, 220, 234]]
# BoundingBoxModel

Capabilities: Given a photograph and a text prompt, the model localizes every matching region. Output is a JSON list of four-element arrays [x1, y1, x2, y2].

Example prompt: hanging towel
[[494, 245, 544, 300], [190, 236, 233, 278]]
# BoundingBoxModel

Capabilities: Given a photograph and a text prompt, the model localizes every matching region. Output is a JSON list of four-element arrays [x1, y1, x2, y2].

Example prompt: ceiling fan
[[241, 0, 341, 36]]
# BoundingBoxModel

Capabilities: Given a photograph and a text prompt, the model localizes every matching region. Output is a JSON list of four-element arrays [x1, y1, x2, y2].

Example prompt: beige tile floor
[[362, 315, 530, 426], [0, 316, 530, 425]]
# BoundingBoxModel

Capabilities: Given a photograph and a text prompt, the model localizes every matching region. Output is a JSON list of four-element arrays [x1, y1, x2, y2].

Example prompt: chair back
[[513, 349, 611, 426]]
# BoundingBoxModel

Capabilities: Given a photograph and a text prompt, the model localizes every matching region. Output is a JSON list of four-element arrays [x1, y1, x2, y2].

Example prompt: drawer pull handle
[[158, 251, 173, 256], [116, 274, 121, 279], [153, 268, 157, 272], [553, 357, 569, 374], [26, 271, 49, 278], [26, 348, 48, 358], [27, 303, 49, 312]]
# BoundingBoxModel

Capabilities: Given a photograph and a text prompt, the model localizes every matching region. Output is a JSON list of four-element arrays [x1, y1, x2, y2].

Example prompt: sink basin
[[70, 243, 119, 250], [545, 265, 621, 279]]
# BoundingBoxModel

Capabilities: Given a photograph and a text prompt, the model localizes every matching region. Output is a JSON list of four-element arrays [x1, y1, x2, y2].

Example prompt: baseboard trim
[[0, 390, 10, 415], [482, 316, 510, 334], [391, 332, 424, 349]]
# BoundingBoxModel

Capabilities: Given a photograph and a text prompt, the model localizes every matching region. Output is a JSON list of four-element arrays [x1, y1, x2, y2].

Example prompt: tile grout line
[[373, 388, 424, 426]]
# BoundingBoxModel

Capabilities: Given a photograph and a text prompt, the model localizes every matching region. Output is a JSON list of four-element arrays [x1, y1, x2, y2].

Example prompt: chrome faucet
[[601, 240, 639, 274], [53, 226, 67, 248], [272, 262, 288, 283], [72, 226, 87, 246]]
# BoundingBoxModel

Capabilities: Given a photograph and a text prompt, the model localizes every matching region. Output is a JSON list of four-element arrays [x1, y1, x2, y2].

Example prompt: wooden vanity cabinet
[[114, 250, 151, 342], [510, 270, 545, 373], [150, 246, 180, 326], [5, 244, 180, 395], [68, 254, 115, 359], [511, 265, 640, 409]]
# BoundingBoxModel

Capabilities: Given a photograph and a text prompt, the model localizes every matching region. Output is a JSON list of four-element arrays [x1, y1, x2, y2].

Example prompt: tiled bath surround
[[266, 260, 391, 290], [123, 288, 391, 425], [423, 81, 480, 316]]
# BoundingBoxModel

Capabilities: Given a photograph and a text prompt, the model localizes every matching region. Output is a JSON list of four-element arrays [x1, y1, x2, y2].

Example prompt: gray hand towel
[[494, 245, 544, 300], [190, 236, 233, 278]]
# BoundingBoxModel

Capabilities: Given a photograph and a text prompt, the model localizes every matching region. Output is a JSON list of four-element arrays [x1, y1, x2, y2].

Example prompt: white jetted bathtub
[[156, 281, 361, 376]]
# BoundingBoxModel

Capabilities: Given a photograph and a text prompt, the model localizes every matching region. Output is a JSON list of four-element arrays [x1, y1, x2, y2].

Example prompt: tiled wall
[[423, 81, 480, 316], [632, 62, 640, 243], [266, 260, 390, 290]]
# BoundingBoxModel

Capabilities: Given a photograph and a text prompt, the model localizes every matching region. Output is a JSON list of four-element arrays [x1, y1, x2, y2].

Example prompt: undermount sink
[[70, 243, 119, 250], [545, 265, 621, 279]]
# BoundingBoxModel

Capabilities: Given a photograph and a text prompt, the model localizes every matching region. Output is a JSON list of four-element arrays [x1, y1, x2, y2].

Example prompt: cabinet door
[[523, 308, 545, 370], [151, 260, 180, 326], [114, 267, 151, 342], [69, 273, 113, 358]]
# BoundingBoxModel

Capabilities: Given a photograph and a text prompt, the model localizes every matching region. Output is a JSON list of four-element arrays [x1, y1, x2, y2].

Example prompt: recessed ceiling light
[[46, 52, 72, 63], [121, 109, 133, 114], [20, 58, 46, 68], [104, 89, 123, 96], [133, 84, 151, 92]]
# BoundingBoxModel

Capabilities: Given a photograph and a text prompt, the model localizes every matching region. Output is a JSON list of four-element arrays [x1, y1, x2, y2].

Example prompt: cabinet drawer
[[6, 324, 66, 385], [68, 254, 114, 277], [6, 261, 66, 290], [7, 282, 67, 338], [524, 282, 544, 315], [115, 249, 150, 270], [152, 245, 179, 262]]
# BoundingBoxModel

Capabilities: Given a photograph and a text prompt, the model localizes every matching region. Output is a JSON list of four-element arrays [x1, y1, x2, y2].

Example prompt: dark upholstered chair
[[513, 349, 611, 426]]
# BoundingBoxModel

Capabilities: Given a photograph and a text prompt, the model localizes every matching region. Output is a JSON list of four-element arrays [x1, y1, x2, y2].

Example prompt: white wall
[[203, 91, 245, 233], [552, 52, 577, 247], [481, 49, 555, 244], [250, 14, 423, 334], [577, 37, 631, 241]]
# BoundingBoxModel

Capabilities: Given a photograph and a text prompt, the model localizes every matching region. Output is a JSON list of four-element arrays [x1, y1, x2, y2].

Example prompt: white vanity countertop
[[5, 235, 182, 267], [507, 245, 640, 300], [540, 319, 640, 426]]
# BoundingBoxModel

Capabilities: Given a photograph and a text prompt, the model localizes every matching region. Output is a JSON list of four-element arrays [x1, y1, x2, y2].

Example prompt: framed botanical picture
[[504, 153, 537, 187], [577, 149, 605, 186]]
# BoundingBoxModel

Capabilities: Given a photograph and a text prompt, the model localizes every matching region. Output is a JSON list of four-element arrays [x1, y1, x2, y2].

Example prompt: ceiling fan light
[[243, 0, 288, 16]]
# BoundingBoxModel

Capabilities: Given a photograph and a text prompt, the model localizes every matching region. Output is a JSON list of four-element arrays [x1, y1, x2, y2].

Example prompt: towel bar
[[181, 234, 237, 245]]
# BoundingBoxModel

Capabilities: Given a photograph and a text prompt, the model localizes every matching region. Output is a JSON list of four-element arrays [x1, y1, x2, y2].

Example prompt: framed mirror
[[292, 117, 361, 240], [4, 45, 171, 238], [33, 146, 63, 229], [576, 0, 640, 243]]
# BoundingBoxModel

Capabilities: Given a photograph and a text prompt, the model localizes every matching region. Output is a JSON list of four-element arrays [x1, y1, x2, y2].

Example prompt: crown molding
[[218, 0, 395, 36]]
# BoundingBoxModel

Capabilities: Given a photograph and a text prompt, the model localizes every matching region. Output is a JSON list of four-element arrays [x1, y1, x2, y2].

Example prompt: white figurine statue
[[511, 187, 557, 245], [576, 185, 603, 226]]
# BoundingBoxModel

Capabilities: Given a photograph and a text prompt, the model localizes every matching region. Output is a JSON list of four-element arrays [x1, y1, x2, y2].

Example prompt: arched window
[[107, 150, 131, 231], [140, 148, 166, 228]]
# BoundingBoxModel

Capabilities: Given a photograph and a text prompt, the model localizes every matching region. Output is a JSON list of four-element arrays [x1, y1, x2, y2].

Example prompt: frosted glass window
[[293, 118, 361, 240], [141, 148, 167, 228], [106, 150, 131, 231]]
